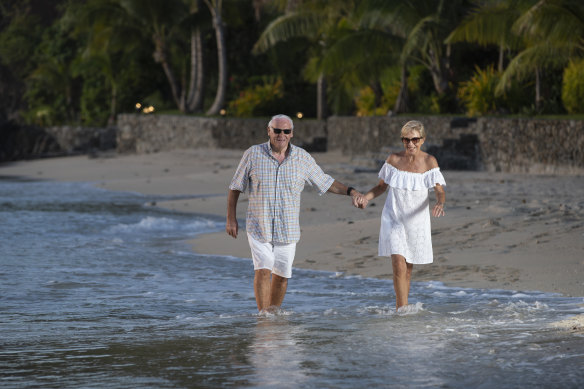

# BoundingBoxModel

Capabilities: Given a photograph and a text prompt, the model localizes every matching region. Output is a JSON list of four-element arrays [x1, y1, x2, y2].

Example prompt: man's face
[[267, 118, 293, 151]]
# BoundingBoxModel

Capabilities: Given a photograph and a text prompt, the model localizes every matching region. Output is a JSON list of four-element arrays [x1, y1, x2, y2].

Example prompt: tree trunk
[[153, 34, 185, 112], [428, 46, 450, 95], [205, 0, 227, 116], [108, 83, 117, 126], [317, 74, 327, 120], [498, 44, 504, 73], [187, 27, 204, 112], [393, 64, 409, 114], [535, 67, 541, 111]]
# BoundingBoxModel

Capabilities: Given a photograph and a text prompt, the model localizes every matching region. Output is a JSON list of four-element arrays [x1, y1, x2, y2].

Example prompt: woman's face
[[401, 130, 425, 155]]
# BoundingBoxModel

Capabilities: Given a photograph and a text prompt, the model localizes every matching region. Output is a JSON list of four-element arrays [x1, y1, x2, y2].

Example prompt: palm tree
[[64, 0, 137, 124], [448, 0, 584, 111], [445, 0, 527, 72], [254, 0, 362, 118], [202, 0, 228, 115], [77, 0, 207, 114], [353, 0, 472, 113], [498, 0, 584, 108]]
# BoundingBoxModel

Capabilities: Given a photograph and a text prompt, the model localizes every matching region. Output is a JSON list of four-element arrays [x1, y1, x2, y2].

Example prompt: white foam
[[396, 302, 425, 316], [108, 216, 218, 234]]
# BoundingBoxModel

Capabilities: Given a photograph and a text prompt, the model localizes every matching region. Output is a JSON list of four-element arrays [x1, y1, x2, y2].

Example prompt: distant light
[[296, 112, 303, 119], [135, 103, 142, 109], [142, 106, 155, 114], [219, 109, 226, 116]]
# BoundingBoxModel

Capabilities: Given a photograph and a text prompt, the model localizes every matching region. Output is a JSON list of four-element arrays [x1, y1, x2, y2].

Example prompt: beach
[[2, 148, 583, 299]]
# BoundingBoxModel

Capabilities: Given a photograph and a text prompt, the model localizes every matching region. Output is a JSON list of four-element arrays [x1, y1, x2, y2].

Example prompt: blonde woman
[[356, 121, 446, 311]]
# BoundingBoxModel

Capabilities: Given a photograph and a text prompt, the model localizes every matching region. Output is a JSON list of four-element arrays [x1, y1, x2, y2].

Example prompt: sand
[[1, 149, 583, 301]]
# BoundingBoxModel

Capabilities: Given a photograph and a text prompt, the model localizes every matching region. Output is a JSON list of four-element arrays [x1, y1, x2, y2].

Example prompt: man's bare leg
[[269, 274, 288, 308], [392, 254, 413, 309], [254, 269, 272, 311]]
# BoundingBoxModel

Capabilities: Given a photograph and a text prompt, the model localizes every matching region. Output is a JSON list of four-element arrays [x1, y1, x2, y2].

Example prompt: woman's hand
[[432, 202, 445, 217], [352, 194, 368, 209]]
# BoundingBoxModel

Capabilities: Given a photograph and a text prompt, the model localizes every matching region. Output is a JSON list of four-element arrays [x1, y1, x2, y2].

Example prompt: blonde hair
[[401, 120, 426, 138]]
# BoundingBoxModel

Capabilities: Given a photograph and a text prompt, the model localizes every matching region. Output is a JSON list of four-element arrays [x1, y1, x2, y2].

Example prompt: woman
[[356, 120, 446, 311]]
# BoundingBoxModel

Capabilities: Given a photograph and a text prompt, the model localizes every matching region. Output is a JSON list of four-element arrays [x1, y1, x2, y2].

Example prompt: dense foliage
[[1, 0, 583, 126]]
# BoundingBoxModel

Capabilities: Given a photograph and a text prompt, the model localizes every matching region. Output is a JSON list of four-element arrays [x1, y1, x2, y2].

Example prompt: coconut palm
[[353, 0, 472, 113], [254, 0, 361, 118], [448, 0, 584, 111], [73, 0, 209, 114], [445, 0, 527, 72], [202, 0, 228, 115], [498, 0, 584, 105]]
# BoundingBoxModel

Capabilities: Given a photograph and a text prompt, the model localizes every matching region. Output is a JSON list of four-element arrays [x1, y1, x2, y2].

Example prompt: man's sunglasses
[[271, 127, 292, 134]]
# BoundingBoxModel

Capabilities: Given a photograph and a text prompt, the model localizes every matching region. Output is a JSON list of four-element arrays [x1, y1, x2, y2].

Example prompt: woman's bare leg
[[392, 254, 413, 309]]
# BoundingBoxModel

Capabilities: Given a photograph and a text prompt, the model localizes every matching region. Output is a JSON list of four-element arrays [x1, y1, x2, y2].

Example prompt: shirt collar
[[265, 141, 294, 158]]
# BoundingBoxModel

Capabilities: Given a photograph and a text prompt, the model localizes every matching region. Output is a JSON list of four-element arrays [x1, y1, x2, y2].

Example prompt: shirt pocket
[[282, 165, 304, 193]]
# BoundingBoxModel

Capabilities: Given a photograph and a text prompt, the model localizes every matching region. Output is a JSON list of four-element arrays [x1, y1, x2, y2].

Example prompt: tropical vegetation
[[0, 0, 583, 127]]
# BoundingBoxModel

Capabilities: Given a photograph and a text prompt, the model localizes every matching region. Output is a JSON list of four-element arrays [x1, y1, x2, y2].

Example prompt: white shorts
[[247, 233, 297, 278]]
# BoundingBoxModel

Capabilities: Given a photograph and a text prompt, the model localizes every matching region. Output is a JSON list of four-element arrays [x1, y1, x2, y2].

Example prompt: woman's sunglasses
[[401, 137, 422, 145]]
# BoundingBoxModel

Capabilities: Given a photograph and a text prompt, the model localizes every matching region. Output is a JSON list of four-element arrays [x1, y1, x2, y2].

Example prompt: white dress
[[378, 163, 446, 264]]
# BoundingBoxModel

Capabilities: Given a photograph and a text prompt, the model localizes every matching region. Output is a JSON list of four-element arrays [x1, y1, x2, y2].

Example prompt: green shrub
[[228, 77, 283, 117], [354, 67, 401, 116], [458, 65, 500, 116], [562, 59, 584, 114]]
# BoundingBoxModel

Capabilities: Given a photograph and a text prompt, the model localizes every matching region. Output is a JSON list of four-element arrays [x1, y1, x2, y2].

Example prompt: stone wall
[[6, 114, 581, 173], [476, 118, 584, 174], [0, 121, 116, 162], [116, 114, 327, 153], [327, 116, 584, 174], [45, 126, 116, 153], [115, 114, 584, 173]]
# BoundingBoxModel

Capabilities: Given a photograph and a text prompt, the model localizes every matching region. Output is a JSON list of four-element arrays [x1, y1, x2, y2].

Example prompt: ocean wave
[[108, 216, 219, 235]]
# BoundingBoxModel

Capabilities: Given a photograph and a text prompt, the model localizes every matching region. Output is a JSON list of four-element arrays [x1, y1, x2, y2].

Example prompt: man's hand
[[226, 189, 241, 238], [226, 217, 239, 238], [352, 193, 368, 209]]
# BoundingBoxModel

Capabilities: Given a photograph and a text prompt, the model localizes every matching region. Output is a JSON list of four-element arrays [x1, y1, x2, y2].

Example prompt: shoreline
[[1, 149, 583, 298]]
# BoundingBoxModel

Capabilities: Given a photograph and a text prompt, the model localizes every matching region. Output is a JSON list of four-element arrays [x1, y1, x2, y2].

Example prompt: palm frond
[[515, 0, 584, 47], [253, 11, 328, 54], [445, 1, 523, 49], [321, 29, 399, 81], [401, 14, 436, 63], [496, 40, 575, 94]]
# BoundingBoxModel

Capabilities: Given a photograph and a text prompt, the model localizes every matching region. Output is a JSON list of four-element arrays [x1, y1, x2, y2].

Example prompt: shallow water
[[1, 179, 583, 388]]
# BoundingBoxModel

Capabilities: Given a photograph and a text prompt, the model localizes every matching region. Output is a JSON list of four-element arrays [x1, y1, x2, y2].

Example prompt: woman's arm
[[432, 184, 445, 217], [364, 179, 388, 201]]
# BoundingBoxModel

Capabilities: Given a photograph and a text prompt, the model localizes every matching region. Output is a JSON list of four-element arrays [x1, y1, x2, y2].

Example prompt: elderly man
[[226, 114, 361, 313]]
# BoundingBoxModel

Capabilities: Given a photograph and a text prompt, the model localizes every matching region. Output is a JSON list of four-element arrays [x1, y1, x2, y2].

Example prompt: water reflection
[[248, 314, 308, 387]]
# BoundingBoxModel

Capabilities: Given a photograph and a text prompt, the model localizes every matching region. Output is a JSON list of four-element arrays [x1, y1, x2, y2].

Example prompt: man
[[226, 114, 361, 313]]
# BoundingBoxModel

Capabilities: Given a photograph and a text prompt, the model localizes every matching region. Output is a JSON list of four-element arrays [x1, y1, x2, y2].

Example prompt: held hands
[[432, 202, 445, 217], [351, 192, 368, 209]]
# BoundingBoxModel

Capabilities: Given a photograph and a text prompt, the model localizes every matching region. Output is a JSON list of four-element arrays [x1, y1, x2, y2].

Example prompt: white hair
[[268, 114, 294, 130]]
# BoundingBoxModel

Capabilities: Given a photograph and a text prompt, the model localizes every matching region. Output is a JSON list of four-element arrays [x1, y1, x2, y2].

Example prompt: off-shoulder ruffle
[[378, 162, 446, 190]]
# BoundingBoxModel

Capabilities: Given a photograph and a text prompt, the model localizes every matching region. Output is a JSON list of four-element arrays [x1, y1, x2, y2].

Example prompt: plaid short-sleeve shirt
[[229, 142, 334, 244]]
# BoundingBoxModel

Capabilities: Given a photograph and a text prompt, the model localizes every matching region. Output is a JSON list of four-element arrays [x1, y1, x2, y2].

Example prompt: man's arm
[[226, 189, 241, 238], [327, 180, 362, 202]]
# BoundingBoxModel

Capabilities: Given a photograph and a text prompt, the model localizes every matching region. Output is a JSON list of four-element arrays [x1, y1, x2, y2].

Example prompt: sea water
[[1, 178, 583, 388]]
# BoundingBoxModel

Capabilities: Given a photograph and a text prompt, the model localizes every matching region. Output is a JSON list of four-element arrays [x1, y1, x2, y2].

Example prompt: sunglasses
[[401, 137, 422, 145], [271, 127, 292, 134]]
